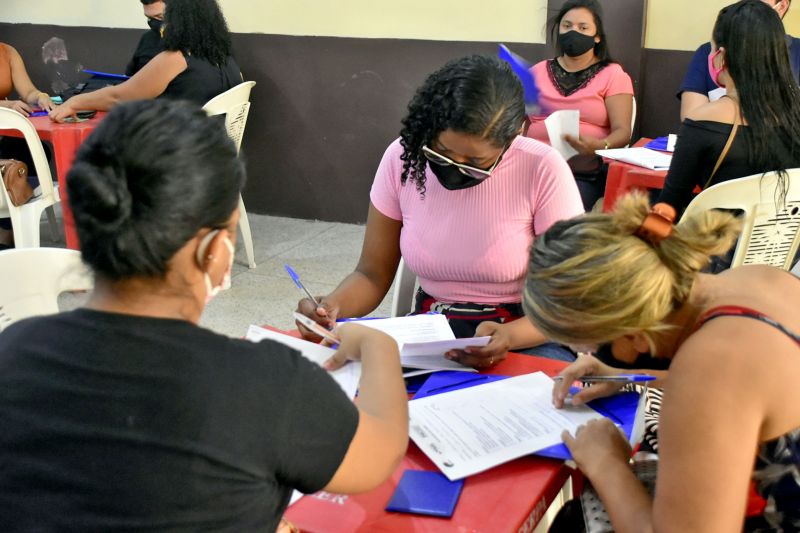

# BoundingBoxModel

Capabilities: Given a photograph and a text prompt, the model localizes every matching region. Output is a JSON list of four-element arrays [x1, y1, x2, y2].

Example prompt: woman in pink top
[[296, 56, 584, 368], [527, 0, 634, 211]]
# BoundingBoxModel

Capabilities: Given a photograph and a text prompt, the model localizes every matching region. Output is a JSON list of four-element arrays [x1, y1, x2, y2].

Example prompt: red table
[[0, 113, 106, 249], [602, 138, 668, 213], [285, 352, 576, 533]]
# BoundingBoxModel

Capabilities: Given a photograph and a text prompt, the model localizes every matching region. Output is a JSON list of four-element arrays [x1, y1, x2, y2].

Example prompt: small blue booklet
[[385, 470, 464, 517], [413, 371, 641, 461]]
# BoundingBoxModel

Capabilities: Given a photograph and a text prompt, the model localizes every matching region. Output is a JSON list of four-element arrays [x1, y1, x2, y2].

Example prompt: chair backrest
[[0, 108, 57, 208], [202, 81, 256, 153], [681, 169, 800, 270], [0, 248, 94, 331], [630, 95, 637, 137], [390, 258, 418, 317]]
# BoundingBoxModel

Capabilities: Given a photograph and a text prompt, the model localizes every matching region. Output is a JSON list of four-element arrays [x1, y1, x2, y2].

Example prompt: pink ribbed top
[[370, 136, 583, 305]]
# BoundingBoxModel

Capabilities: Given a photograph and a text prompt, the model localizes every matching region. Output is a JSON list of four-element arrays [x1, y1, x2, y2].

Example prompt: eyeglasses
[[422, 144, 505, 180]]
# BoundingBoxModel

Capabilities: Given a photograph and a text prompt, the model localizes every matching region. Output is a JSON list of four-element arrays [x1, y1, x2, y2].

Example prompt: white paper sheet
[[666, 134, 677, 152], [356, 314, 483, 372], [409, 372, 605, 480], [544, 109, 580, 161], [245, 325, 361, 399], [595, 147, 673, 170], [355, 314, 456, 343], [708, 87, 727, 102]]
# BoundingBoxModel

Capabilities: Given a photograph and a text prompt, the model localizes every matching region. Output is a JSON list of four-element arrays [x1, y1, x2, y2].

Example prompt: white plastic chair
[[390, 258, 417, 317], [0, 248, 93, 331], [681, 169, 800, 270], [0, 107, 60, 248], [203, 81, 257, 269]]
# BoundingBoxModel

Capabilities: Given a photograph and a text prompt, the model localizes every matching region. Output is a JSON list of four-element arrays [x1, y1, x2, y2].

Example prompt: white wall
[[0, 0, 550, 44], [647, 0, 800, 51]]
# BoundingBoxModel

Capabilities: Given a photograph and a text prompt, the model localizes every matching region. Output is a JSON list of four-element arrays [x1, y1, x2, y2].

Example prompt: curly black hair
[[162, 0, 232, 66], [399, 55, 525, 193]]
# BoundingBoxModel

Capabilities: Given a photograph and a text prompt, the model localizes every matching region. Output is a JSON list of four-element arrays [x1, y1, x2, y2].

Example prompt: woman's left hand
[[35, 92, 55, 112], [444, 321, 509, 368], [562, 418, 632, 478], [564, 134, 605, 156]]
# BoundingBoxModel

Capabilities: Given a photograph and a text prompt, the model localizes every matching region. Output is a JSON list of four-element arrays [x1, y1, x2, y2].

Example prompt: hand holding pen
[[286, 264, 340, 339], [552, 353, 656, 409]]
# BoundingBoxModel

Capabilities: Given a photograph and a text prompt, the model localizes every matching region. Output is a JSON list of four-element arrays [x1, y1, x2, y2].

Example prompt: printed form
[[409, 372, 605, 480], [357, 314, 488, 372], [245, 325, 361, 399]]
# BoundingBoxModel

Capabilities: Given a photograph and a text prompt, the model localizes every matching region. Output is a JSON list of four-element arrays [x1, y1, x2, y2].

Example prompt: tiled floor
[[43, 209, 392, 338], [200, 214, 394, 336], [38, 206, 800, 337]]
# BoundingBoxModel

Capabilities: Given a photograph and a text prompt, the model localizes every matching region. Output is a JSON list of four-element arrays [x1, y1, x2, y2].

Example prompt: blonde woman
[[523, 193, 800, 531]]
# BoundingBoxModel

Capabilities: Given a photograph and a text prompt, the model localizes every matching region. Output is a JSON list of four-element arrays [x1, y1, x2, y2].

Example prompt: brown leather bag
[[0, 159, 33, 207]]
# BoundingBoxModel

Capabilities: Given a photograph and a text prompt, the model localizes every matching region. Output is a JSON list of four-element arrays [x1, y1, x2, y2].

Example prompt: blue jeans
[[516, 342, 577, 362]]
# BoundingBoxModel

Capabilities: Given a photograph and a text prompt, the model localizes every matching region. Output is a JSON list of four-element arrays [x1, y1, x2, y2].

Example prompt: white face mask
[[196, 230, 235, 305]]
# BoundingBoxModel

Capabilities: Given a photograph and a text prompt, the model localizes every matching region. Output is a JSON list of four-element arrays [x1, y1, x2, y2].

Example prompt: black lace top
[[546, 58, 610, 97]]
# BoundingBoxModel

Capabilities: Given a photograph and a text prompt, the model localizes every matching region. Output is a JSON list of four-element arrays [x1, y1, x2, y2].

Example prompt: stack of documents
[[409, 372, 644, 480], [595, 147, 672, 170], [643, 134, 677, 153], [355, 314, 488, 372], [246, 325, 361, 399]]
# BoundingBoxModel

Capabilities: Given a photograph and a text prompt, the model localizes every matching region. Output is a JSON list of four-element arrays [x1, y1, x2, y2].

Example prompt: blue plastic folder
[[498, 44, 540, 114], [413, 371, 641, 461], [644, 136, 670, 151], [386, 470, 464, 517], [81, 69, 130, 80]]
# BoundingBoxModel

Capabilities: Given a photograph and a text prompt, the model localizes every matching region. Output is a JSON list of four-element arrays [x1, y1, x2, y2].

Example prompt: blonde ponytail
[[523, 192, 742, 345]]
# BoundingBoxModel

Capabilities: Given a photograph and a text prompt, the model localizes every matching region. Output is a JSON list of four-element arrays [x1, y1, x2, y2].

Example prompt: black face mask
[[147, 17, 164, 33], [558, 30, 597, 57], [428, 162, 485, 191]]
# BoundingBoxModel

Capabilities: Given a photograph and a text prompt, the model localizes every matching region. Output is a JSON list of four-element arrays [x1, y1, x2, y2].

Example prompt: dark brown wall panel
[[0, 23, 550, 223], [638, 48, 694, 139], [0, 21, 695, 223], [229, 35, 550, 223]]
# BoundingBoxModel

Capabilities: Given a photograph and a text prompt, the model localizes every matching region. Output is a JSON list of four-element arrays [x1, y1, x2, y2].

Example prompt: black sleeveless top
[[159, 53, 241, 106]]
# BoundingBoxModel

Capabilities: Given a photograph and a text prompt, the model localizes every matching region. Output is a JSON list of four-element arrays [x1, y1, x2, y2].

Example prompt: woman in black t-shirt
[[659, 0, 800, 216], [50, 0, 243, 121], [0, 101, 408, 531]]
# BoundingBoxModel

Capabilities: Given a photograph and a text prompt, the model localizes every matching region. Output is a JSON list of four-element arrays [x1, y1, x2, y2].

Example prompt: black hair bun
[[69, 159, 133, 236]]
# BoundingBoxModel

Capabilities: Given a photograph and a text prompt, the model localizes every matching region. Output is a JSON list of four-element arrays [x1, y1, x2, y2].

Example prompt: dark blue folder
[[413, 371, 640, 461], [386, 470, 464, 517]]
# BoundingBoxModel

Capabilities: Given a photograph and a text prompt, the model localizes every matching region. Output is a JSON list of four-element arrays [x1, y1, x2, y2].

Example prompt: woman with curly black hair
[[50, 0, 241, 121], [296, 55, 584, 368]]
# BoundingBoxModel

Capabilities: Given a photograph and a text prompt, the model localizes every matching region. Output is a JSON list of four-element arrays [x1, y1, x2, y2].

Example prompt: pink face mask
[[708, 48, 726, 88]]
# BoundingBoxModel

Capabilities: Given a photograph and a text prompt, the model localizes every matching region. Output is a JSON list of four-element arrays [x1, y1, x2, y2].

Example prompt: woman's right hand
[[295, 296, 340, 341], [552, 354, 624, 408], [0, 99, 33, 116], [49, 100, 79, 123], [323, 323, 396, 370]]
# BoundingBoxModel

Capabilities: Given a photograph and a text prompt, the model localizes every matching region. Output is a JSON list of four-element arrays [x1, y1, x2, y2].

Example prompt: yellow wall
[[646, 0, 800, 51], [0, 0, 549, 44]]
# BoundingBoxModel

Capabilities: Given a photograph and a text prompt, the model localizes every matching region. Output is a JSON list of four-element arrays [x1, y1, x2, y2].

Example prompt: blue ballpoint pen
[[554, 374, 656, 384], [284, 264, 320, 307]]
